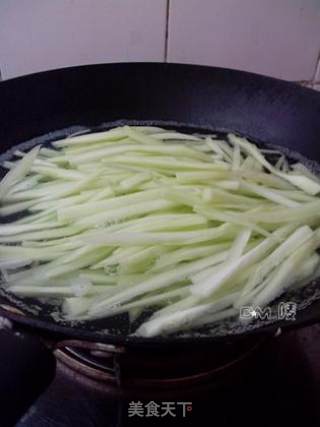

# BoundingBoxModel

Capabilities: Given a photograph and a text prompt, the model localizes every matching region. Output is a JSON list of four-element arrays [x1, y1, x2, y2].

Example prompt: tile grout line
[[164, 0, 170, 62], [311, 49, 320, 85]]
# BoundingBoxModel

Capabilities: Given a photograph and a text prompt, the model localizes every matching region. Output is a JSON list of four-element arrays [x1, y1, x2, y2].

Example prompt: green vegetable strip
[[0, 146, 40, 200], [88, 252, 230, 316]]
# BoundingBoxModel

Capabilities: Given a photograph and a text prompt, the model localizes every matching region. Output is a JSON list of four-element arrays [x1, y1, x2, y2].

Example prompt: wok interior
[[1, 119, 320, 342]]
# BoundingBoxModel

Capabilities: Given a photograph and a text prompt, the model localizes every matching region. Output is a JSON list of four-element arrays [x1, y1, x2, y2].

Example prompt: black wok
[[1, 63, 320, 422]]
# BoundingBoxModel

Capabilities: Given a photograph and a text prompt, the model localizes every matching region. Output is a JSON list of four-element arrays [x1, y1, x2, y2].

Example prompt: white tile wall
[[167, 0, 320, 81], [0, 0, 167, 79], [315, 59, 320, 83], [1, 1, 320, 84]]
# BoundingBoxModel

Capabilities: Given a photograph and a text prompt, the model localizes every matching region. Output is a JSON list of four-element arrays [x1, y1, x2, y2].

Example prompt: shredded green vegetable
[[1, 125, 320, 337]]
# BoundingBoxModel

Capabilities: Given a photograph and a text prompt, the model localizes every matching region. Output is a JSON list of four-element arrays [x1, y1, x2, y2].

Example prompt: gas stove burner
[[54, 337, 266, 398]]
